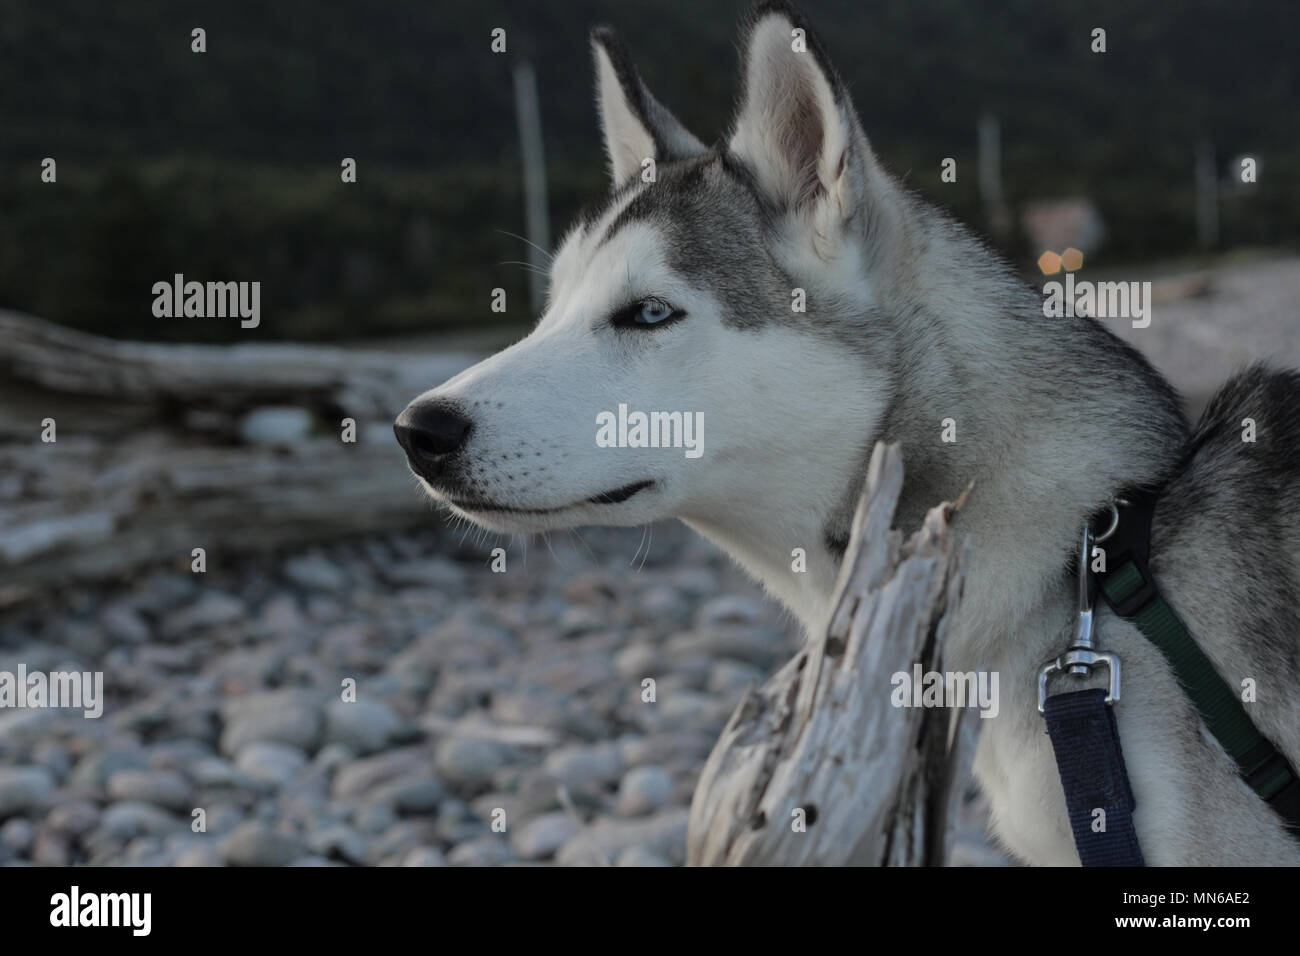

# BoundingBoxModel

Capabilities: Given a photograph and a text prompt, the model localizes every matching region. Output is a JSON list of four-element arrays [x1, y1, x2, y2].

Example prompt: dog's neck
[[686, 232, 1188, 658], [682, 469, 864, 639]]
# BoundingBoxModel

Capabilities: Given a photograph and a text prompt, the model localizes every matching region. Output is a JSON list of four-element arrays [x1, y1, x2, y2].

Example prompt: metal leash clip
[[1037, 505, 1123, 713]]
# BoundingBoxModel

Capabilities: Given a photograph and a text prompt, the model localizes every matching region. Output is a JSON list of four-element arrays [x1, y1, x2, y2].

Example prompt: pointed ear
[[591, 26, 705, 188], [729, 3, 869, 215]]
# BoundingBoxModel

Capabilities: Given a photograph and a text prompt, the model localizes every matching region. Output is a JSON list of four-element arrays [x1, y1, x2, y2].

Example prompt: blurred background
[[0, 0, 1296, 867], [3, 0, 1298, 343]]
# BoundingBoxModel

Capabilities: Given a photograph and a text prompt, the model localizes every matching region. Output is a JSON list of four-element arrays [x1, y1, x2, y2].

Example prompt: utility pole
[[513, 60, 551, 313]]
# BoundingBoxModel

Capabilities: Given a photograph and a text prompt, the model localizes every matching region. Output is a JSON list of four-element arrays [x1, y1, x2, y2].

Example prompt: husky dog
[[396, 1, 1300, 865]]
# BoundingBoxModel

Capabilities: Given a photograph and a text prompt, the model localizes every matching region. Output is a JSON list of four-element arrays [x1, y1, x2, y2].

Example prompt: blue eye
[[639, 302, 674, 324], [612, 299, 685, 329]]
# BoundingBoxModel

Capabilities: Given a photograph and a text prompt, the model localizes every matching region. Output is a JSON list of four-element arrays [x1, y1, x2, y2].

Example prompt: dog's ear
[[728, 2, 875, 218], [591, 26, 705, 189]]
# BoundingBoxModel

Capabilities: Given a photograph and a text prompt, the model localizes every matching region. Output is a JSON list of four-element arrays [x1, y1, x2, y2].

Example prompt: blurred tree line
[[0, 0, 1295, 342]]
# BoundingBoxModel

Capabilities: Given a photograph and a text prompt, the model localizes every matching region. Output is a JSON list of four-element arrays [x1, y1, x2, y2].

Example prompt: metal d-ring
[[1092, 498, 1128, 544]]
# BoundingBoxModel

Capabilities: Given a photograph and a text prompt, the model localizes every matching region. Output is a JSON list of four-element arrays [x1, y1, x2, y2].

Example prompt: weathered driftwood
[[0, 434, 428, 593], [687, 442, 971, 866], [0, 309, 478, 593], [0, 308, 470, 420]]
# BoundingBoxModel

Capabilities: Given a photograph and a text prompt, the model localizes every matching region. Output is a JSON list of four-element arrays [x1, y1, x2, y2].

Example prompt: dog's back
[[1155, 365, 1300, 774]]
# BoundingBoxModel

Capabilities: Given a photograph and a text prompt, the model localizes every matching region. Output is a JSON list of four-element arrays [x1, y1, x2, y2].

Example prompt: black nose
[[394, 401, 473, 480]]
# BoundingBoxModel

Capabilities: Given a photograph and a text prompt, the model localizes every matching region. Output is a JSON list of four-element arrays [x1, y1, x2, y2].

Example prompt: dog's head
[[397, 2, 903, 535]]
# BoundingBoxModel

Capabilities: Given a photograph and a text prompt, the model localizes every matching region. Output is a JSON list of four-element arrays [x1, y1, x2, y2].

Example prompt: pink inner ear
[[781, 92, 827, 207]]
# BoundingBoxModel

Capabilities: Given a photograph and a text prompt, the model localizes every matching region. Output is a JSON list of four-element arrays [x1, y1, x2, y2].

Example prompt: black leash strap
[[1043, 688, 1145, 866], [1039, 522, 1145, 866]]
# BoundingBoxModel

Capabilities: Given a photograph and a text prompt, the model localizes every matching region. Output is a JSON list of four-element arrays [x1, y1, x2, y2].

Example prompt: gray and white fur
[[395, 1, 1300, 865]]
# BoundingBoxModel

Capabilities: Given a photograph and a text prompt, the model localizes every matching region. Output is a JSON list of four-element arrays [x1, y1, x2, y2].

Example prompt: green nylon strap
[[1101, 560, 1293, 800]]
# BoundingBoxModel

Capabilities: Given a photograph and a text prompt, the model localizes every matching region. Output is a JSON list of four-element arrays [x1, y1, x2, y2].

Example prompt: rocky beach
[[0, 518, 1004, 867]]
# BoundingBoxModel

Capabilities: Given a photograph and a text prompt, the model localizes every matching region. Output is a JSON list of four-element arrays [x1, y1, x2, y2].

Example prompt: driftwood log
[[0, 309, 477, 595], [0, 308, 475, 420], [687, 442, 973, 865]]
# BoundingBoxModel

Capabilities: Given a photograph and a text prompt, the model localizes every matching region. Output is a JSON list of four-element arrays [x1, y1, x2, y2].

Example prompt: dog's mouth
[[443, 479, 655, 516]]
